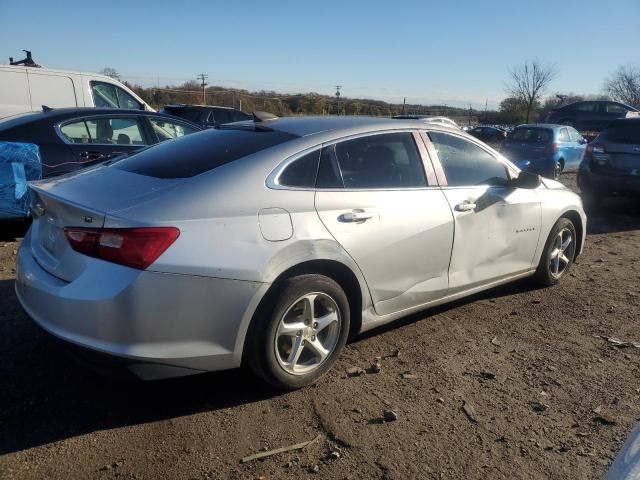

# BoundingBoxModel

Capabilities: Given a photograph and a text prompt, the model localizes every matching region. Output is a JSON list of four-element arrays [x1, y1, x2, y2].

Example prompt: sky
[[1, 0, 638, 109]]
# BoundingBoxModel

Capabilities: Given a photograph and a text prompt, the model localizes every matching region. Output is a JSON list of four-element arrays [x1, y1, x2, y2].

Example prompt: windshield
[[508, 128, 552, 143]]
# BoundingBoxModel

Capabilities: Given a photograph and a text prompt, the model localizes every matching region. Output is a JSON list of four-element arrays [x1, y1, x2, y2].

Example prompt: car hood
[[540, 178, 567, 190]]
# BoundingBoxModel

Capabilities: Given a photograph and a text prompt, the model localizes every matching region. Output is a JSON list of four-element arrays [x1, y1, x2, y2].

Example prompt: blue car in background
[[501, 124, 588, 179]]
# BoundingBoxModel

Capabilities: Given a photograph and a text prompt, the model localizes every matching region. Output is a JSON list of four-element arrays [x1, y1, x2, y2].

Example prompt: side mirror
[[511, 171, 541, 189], [580, 138, 588, 144]]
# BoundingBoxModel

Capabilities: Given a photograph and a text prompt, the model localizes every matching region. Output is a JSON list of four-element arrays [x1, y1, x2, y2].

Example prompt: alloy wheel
[[549, 228, 574, 278], [274, 293, 341, 375]]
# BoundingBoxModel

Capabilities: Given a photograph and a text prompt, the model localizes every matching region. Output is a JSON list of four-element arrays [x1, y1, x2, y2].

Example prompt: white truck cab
[[0, 64, 154, 119]]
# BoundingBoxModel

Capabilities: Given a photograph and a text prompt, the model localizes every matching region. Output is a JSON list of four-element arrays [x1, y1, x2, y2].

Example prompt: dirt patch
[[1, 173, 639, 479]]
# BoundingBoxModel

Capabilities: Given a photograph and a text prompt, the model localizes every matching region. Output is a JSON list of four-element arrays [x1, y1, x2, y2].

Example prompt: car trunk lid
[[27, 166, 184, 281]]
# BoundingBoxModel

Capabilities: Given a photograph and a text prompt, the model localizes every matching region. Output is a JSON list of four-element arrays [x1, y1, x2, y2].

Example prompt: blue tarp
[[0, 142, 42, 219]]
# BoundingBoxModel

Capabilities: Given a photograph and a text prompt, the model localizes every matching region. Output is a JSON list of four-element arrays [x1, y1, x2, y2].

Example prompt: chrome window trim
[[54, 114, 150, 147], [267, 128, 441, 192]]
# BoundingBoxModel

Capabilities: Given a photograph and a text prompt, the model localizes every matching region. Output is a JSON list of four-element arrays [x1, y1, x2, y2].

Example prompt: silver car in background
[[15, 116, 586, 389]]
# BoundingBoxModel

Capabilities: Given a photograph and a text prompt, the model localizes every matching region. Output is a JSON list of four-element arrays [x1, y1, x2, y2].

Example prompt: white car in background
[[0, 64, 153, 119]]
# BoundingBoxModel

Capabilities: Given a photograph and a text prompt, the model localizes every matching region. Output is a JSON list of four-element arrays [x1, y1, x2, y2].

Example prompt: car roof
[[164, 104, 242, 111], [243, 115, 460, 138], [515, 123, 563, 130], [0, 108, 202, 130]]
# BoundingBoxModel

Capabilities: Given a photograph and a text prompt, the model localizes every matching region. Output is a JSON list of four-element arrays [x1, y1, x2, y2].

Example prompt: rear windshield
[[114, 127, 299, 178], [165, 108, 203, 123], [601, 122, 640, 144], [508, 128, 552, 143]]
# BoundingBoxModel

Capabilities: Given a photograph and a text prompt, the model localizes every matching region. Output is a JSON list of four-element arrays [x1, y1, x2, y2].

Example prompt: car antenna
[[42, 105, 53, 112], [9, 50, 41, 68], [252, 111, 278, 122]]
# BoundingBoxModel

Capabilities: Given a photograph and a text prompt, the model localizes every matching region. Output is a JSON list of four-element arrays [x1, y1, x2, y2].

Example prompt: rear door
[[314, 130, 454, 316], [426, 130, 541, 292], [28, 72, 77, 110], [568, 127, 586, 170], [58, 115, 151, 170]]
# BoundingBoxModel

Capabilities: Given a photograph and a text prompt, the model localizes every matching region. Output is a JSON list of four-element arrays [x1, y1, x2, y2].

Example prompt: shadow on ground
[[0, 278, 281, 455]]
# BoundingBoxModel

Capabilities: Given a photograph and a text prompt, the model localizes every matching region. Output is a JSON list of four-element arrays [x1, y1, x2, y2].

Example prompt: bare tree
[[506, 59, 556, 123], [99, 67, 120, 80], [604, 66, 640, 108]]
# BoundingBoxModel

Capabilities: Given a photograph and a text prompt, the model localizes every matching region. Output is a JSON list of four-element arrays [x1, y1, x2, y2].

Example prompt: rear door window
[[85, 117, 146, 145], [114, 128, 299, 178], [319, 132, 427, 189], [605, 103, 629, 114], [558, 128, 571, 142], [429, 131, 509, 187]]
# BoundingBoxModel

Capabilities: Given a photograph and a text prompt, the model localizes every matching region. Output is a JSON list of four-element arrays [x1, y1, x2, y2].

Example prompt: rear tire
[[553, 161, 563, 180], [534, 218, 577, 286], [245, 274, 350, 390]]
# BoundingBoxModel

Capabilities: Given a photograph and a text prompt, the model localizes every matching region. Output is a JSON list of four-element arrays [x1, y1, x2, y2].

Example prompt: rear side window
[[172, 109, 203, 123], [319, 132, 427, 189], [601, 122, 640, 144], [277, 150, 320, 188], [115, 128, 299, 178], [429, 131, 509, 187], [558, 128, 570, 142]]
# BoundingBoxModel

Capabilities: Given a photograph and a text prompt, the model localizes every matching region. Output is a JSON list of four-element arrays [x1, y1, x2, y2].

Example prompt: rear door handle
[[79, 151, 106, 161], [339, 209, 374, 223], [455, 201, 476, 212]]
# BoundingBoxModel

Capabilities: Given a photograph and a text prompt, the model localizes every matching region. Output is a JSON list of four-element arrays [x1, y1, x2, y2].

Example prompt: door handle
[[455, 201, 477, 212], [79, 151, 106, 161], [339, 209, 374, 223]]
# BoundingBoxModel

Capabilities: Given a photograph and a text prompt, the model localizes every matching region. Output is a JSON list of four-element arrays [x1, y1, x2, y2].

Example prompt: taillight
[[64, 227, 180, 270], [546, 143, 558, 154], [585, 144, 609, 166]]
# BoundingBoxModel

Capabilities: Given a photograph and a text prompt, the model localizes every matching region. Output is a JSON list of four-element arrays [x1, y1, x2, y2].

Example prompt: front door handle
[[455, 201, 477, 212], [339, 209, 374, 223]]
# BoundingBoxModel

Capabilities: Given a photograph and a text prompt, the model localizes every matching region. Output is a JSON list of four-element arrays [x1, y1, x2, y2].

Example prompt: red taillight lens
[[586, 144, 609, 166], [546, 143, 558, 154], [64, 227, 180, 270]]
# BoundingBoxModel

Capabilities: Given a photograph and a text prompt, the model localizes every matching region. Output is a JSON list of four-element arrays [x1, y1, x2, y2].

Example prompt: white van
[[0, 65, 154, 119]]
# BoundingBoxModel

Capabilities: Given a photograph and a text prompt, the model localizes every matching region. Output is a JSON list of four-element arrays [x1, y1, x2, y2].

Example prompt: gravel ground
[[1, 173, 639, 480]]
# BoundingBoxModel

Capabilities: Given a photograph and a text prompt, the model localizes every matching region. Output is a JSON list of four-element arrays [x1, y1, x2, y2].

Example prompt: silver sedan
[[15, 116, 586, 389]]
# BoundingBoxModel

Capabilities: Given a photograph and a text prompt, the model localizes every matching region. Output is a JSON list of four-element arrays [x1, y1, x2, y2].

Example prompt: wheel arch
[[560, 209, 584, 260], [241, 259, 366, 364]]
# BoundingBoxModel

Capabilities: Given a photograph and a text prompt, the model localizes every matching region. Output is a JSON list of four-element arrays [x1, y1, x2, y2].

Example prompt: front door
[[314, 131, 454, 316], [426, 130, 542, 292]]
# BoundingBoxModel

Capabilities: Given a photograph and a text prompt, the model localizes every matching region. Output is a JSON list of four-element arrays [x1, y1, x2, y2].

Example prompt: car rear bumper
[[15, 230, 265, 379], [578, 168, 640, 195]]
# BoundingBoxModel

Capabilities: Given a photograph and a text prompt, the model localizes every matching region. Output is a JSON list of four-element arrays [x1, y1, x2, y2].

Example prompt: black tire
[[553, 161, 563, 180], [245, 274, 350, 390], [581, 188, 604, 212], [534, 218, 577, 286]]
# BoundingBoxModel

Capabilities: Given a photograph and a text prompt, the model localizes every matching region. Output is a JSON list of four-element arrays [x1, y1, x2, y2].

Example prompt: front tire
[[246, 274, 350, 390], [534, 218, 577, 286]]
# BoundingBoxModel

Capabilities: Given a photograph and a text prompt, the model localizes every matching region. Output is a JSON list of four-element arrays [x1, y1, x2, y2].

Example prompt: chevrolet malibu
[[15, 116, 586, 389]]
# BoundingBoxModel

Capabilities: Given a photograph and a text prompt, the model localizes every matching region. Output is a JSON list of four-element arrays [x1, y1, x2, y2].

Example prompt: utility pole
[[484, 98, 488, 124], [468, 104, 472, 126], [335, 85, 341, 115], [402, 97, 406, 114], [196, 73, 208, 105]]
